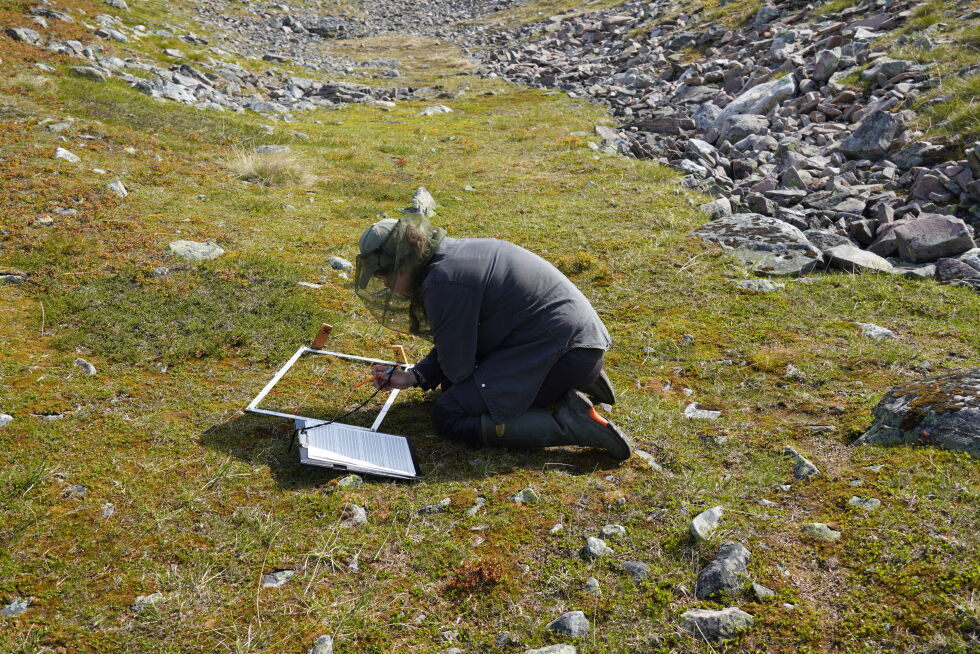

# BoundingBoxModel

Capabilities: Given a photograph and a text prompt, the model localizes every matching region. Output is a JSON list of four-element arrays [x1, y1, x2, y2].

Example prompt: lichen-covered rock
[[680, 607, 753, 642], [695, 542, 750, 599], [782, 446, 820, 480], [690, 505, 724, 542], [691, 214, 821, 277], [855, 369, 980, 458]]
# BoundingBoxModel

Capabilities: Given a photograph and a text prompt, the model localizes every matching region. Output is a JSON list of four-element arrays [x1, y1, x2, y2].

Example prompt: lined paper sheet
[[300, 423, 418, 479]]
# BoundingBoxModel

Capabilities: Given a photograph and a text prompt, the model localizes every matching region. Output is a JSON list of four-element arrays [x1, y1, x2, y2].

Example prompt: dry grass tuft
[[5, 74, 54, 93], [224, 150, 317, 186]]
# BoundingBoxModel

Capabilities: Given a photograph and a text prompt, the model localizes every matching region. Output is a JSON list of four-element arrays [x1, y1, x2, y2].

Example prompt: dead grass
[[224, 150, 318, 187]]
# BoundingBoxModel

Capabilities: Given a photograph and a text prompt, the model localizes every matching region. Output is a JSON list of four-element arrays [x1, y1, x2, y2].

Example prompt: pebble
[[55, 147, 80, 163], [107, 180, 128, 198], [599, 524, 625, 539], [583, 577, 601, 594], [101, 502, 115, 518], [848, 496, 881, 511], [856, 322, 895, 339], [262, 569, 295, 588], [0, 414, 12, 428], [254, 144, 291, 154], [308, 634, 333, 654], [619, 560, 651, 582], [549, 522, 563, 534], [527, 646, 577, 654], [684, 402, 721, 420], [418, 497, 451, 514], [418, 104, 453, 116], [74, 358, 98, 375], [466, 497, 486, 516], [511, 487, 540, 504], [327, 256, 353, 272], [341, 503, 368, 527], [782, 446, 820, 480], [752, 582, 775, 600], [167, 240, 224, 261], [0, 598, 31, 618], [132, 592, 165, 612]]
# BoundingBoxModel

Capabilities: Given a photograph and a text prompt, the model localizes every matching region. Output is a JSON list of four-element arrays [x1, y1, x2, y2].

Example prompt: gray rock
[[691, 214, 821, 277], [64, 484, 87, 498], [839, 110, 904, 160], [418, 497, 451, 514], [684, 402, 721, 420], [680, 607, 754, 643], [812, 48, 841, 82], [262, 569, 295, 588], [55, 147, 81, 163], [547, 610, 590, 638], [580, 536, 613, 560], [695, 542, 750, 599], [856, 322, 895, 339], [71, 66, 107, 82], [0, 598, 30, 618], [309, 635, 334, 654], [341, 503, 368, 527], [512, 487, 540, 504], [735, 279, 784, 292], [247, 101, 290, 114], [699, 197, 733, 219], [803, 230, 851, 253], [825, 244, 893, 273], [848, 496, 881, 511], [102, 502, 115, 518], [107, 180, 128, 198], [935, 258, 980, 283], [0, 414, 13, 428], [74, 358, 97, 375], [752, 582, 775, 600], [335, 474, 363, 488], [894, 215, 976, 263], [167, 240, 224, 261], [782, 446, 820, 480], [327, 256, 353, 272], [619, 561, 651, 582], [855, 368, 980, 458], [959, 248, 980, 272], [717, 114, 770, 144], [526, 646, 576, 654], [106, 0, 130, 10], [419, 104, 453, 116], [132, 592, 165, 612], [599, 524, 625, 539], [690, 505, 723, 542], [802, 523, 841, 541], [254, 145, 291, 154], [6, 27, 42, 45], [583, 577, 601, 594], [719, 75, 797, 121]]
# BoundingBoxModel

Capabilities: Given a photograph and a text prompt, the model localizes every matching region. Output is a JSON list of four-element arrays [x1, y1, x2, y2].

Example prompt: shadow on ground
[[201, 397, 622, 489]]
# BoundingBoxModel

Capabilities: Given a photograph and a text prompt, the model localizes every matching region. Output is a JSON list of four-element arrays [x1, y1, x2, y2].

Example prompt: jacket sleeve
[[423, 281, 482, 384], [411, 347, 445, 391]]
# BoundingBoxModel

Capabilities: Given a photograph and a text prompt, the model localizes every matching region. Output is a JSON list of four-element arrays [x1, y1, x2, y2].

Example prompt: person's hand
[[371, 365, 415, 391]]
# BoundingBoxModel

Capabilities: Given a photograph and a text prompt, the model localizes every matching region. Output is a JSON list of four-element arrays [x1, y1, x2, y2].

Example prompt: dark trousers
[[431, 347, 604, 445]]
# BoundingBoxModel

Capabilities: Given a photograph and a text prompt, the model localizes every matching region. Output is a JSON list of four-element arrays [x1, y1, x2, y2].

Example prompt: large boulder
[[691, 214, 822, 276], [894, 215, 976, 263], [855, 369, 980, 458], [839, 110, 904, 160]]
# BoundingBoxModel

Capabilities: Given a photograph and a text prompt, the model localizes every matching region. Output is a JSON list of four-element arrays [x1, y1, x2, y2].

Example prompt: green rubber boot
[[480, 390, 631, 461], [579, 368, 616, 405]]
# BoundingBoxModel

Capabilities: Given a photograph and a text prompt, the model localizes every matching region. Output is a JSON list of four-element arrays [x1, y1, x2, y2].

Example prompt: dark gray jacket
[[412, 237, 611, 423]]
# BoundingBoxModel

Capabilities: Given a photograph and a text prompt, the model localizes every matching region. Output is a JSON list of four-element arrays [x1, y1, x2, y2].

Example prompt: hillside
[[1, 0, 978, 652]]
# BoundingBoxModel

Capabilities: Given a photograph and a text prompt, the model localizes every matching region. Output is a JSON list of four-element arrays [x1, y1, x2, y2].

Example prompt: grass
[[0, 0, 979, 652], [224, 151, 319, 187]]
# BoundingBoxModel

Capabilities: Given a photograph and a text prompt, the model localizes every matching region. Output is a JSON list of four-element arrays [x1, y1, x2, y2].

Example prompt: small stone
[[680, 607, 754, 643], [550, 523, 563, 534], [757, 498, 777, 507], [262, 569, 295, 588], [856, 322, 895, 339], [580, 536, 613, 560], [254, 145, 291, 154], [684, 403, 721, 420], [101, 502, 115, 518], [583, 577, 601, 594], [327, 256, 353, 272], [0, 597, 31, 618], [547, 610, 590, 638], [63, 484, 87, 498], [418, 105, 453, 116], [848, 496, 881, 511], [73, 357, 97, 376], [167, 240, 224, 261], [526, 645, 577, 654], [700, 197, 733, 219], [695, 542, 750, 599], [0, 414, 12, 428], [107, 180, 128, 198], [70, 66, 107, 82], [132, 592, 165, 612], [335, 474, 363, 488], [467, 497, 486, 516], [752, 582, 775, 600], [418, 497, 451, 514], [403, 186, 437, 217], [599, 524, 625, 539], [55, 147, 81, 163], [308, 634, 334, 654], [341, 503, 368, 527], [690, 505, 724, 542], [511, 487, 540, 504], [735, 279, 784, 292], [619, 561, 651, 582], [633, 449, 663, 470], [802, 523, 841, 541], [782, 446, 820, 480]]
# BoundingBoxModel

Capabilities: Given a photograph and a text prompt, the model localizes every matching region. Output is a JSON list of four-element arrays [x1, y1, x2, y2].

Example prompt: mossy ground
[[0, 0, 979, 652]]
